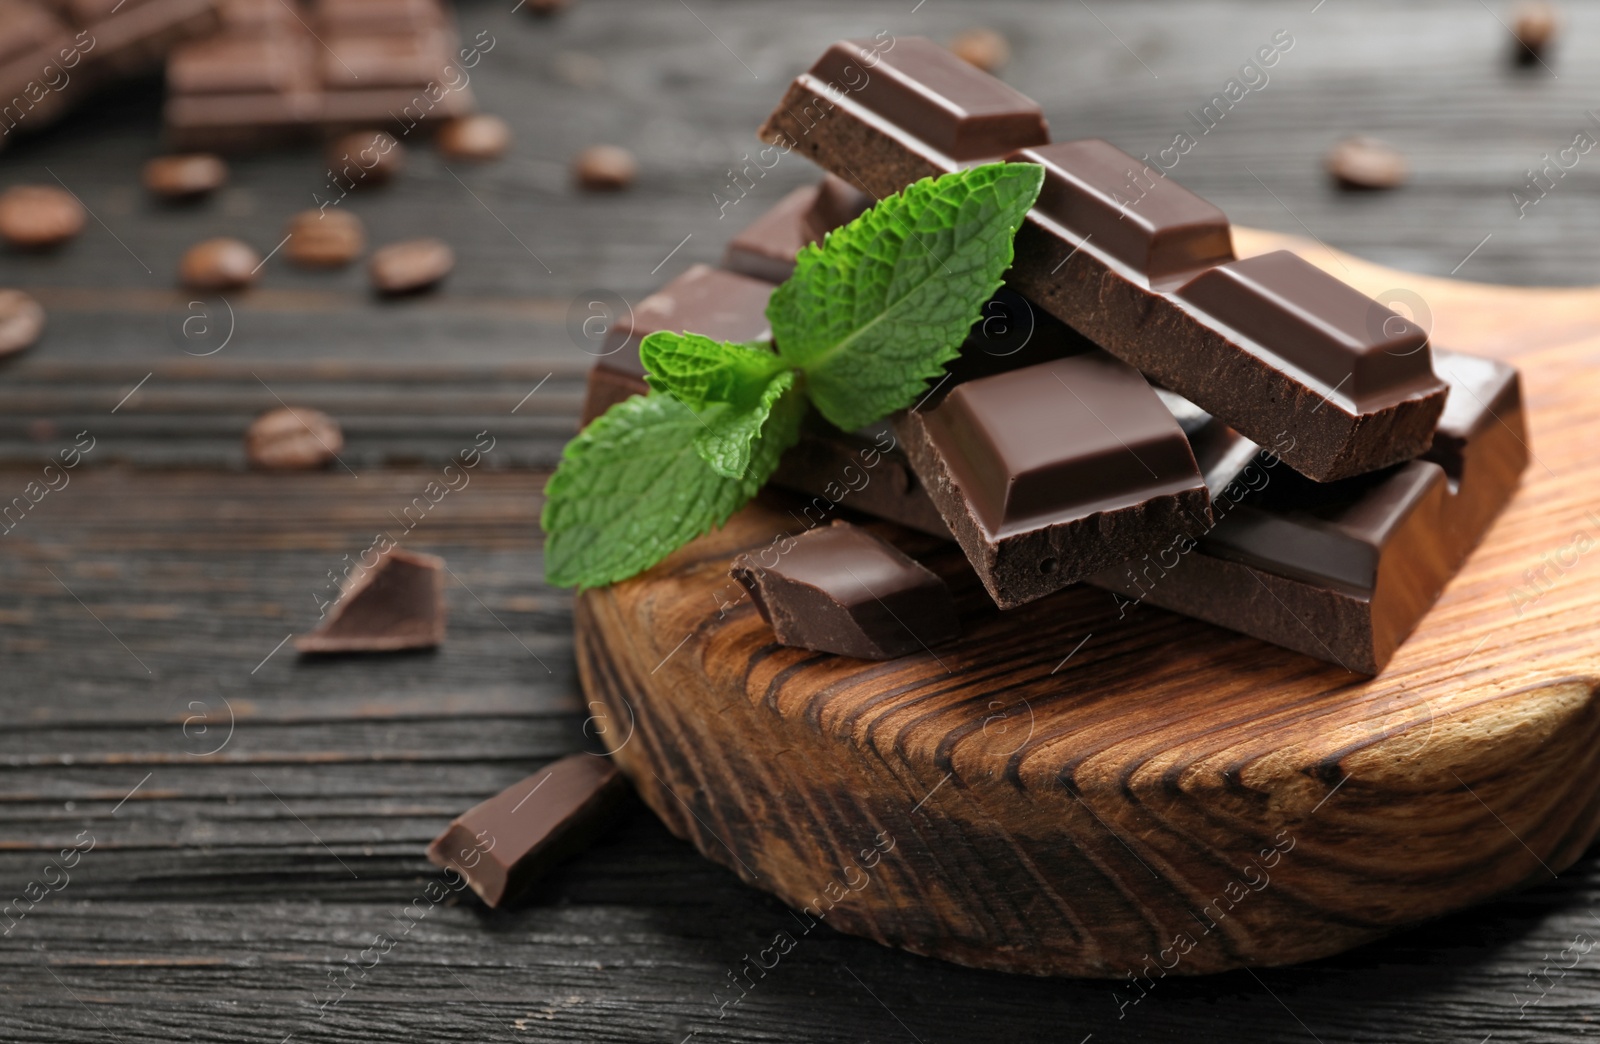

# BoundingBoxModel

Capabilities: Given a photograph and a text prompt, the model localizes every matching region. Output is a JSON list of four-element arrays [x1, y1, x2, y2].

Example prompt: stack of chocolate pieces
[[163, 0, 472, 149], [578, 36, 1529, 676], [0, 0, 220, 148]]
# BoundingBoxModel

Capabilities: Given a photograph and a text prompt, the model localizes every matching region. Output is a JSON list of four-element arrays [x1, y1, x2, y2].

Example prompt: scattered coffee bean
[[143, 154, 229, 200], [523, 0, 568, 14], [285, 209, 366, 268], [948, 28, 1010, 72], [1512, 2, 1558, 65], [327, 131, 405, 187], [0, 185, 86, 249], [180, 237, 263, 290], [26, 418, 59, 442], [573, 145, 637, 191], [1325, 137, 1409, 191], [245, 406, 344, 470], [0, 289, 45, 357], [437, 115, 512, 161], [369, 238, 454, 294]]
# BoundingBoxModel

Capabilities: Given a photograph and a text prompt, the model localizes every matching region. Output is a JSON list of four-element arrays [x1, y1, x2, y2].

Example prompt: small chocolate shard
[[732, 520, 959, 659], [426, 754, 629, 908], [296, 547, 447, 652]]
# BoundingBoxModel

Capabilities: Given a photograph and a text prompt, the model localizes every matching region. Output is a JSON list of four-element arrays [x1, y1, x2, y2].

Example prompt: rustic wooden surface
[[5, 0, 1600, 1040], [577, 226, 1600, 978]]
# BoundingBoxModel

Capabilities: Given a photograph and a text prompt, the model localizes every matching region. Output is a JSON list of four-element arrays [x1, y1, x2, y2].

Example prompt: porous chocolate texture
[[731, 520, 958, 659], [759, 38, 1449, 481]]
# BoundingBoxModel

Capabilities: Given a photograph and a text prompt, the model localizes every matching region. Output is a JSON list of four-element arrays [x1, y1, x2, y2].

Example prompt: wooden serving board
[[575, 228, 1600, 978]]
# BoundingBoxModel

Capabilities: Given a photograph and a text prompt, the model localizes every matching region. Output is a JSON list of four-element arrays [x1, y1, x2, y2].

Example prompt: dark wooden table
[[3, 1, 1599, 1040]]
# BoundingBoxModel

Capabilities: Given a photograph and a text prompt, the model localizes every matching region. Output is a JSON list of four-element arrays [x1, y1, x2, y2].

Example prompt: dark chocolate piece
[[900, 350, 1211, 609], [760, 42, 1450, 481], [426, 755, 628, 908], [1091, 350, 1528, 673], [722, 174, 869, 283], [760, 36, 1047, 193], [296, 547, 447, 652], [731, 520, 958, 659], [163, 0, 471, 151]]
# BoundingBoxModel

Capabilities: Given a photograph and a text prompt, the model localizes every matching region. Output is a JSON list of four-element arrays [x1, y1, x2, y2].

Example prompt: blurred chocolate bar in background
[[0, 0, 219, 147], [164, 0, 472, 150]]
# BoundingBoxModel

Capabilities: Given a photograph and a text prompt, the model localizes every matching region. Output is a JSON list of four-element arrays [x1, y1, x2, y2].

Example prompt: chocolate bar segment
[[1175, 251, 1436, 407], [1029, 138, 1234, 289], [164, 0, 471, 150], [759, 36, 1047, 194], [762, 42, 1449, 481], [732, 520, 958, 659], [900, 350, 1210, 608], [1091, 350, 1527, 673], [426, 755, 629, 908]]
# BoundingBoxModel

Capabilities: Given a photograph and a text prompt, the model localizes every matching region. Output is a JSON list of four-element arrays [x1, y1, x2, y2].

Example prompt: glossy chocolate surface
[[731, 520, 958, 659], [1175, 250, 1435, 408], [806, 37, 1047, 160], [922, 353, 1201, 537], [1018, 140, 1234, 288], [426, 755, 628, 908]]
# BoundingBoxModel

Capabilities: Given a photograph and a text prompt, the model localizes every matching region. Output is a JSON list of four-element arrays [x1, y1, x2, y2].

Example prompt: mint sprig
[[543, 162, 1045, 589]]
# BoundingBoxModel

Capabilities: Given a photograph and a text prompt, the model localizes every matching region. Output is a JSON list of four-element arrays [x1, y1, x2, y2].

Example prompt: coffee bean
[[180, 237, 263, 290], [0, 185, 86, 249], [1512, 2, 1558, 65], [285, 209, 366, 268], [0, 289, 45, 357], [245, 406, 344, 471], [1325, 137, 1409, 191], [369, 238, 454, 294], [573, 145, 637, 191], [143, 154, 229, 200], [948, 28, 1010, 72], [437, 115, 512, 161], [327, 130, 405, 188]]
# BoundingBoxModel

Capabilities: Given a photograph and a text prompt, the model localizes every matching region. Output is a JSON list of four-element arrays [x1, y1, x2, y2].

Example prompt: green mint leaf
[[640, 331, 786, 412], [767, 162, 1045, 432], [541, 387, 804, 588], [693, 369, 798, 479]]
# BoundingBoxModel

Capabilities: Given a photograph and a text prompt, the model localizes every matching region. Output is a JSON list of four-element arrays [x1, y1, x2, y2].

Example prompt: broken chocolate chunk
[[426, 754, 629, 908], [296, 547, 447, 652], [732, 520, 958, 659]]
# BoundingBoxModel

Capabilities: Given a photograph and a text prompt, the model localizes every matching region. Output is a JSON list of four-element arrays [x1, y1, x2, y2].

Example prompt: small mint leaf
[[640, 331, 786, 412], [694, 369, 797, 478], [767, 162, 1045, 432], [541, 388, 803, 588]]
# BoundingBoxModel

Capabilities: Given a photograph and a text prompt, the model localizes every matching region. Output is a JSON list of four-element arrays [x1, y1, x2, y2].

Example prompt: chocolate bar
[[899, 348, 1211, 608], [164, 0, 471, 150], [0, 0, 217, 146], [426, 754, 628, 908], [731, 520, 958, 659], [1090, 350, 1527, 673], [721, 173, 869, 283], [759, 39, 1450, 481]]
